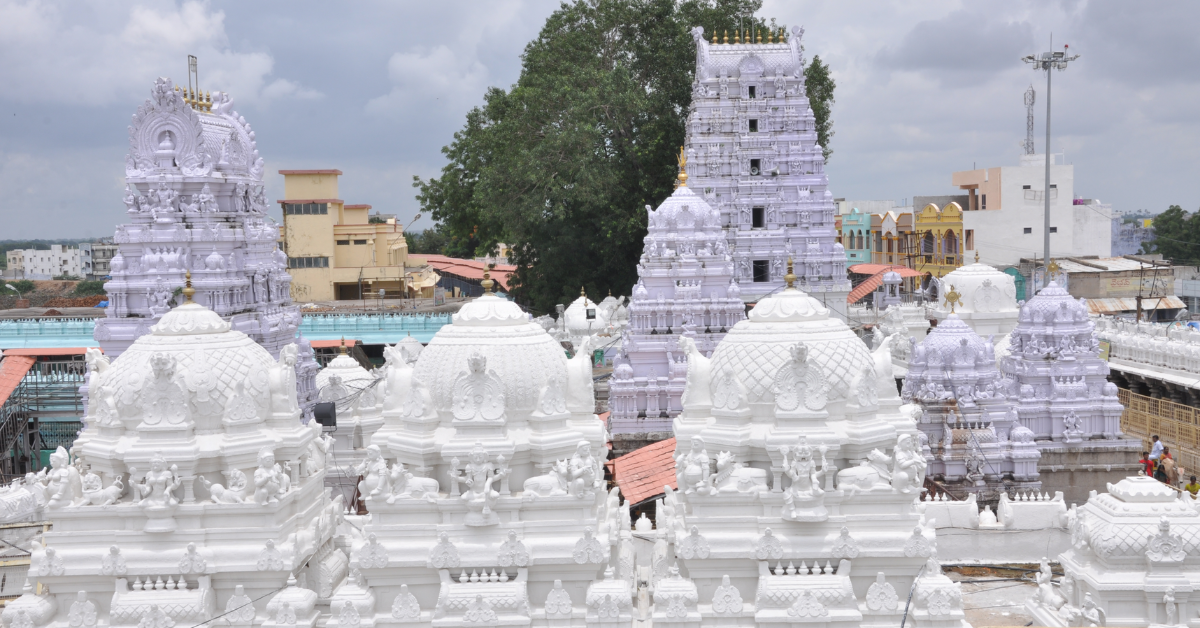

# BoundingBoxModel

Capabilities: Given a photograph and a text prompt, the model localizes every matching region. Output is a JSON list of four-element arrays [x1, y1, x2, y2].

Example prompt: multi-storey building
[[80, 241, 119, 279], [4, 245, 82, 280], [872, 210, 916, 267], [684, 26, 850, 316], [279, 170, 436, 302], [840, 207, 872, 265], [913, 202, 964, 279], [952, 154, 1112, 267]]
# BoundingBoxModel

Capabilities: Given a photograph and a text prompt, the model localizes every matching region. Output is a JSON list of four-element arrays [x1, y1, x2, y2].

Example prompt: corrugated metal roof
[[0, 356, 37, 408], [1085, 296, 1185, 315], [1056, 257, 1168, 274], [608, 438, 676, 505]]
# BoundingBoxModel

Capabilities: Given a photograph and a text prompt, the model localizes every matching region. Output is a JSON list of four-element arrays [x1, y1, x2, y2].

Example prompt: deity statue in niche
[[254, 447, 291, 506], [450, 444, 508, 526], [131, 452, 182, 532], [675, 437, 712, 495], [781, 438, 828, 521]]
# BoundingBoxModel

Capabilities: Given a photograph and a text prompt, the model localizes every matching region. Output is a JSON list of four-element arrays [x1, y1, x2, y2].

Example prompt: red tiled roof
[[411, 255, 517, 291], [310, 339, 359, 349], [847, 266, 923, 304], [0, 356, 36, 408], [0, 347, 99, 357], [849, 263, 922, 276], [609, 438, 677, 505]]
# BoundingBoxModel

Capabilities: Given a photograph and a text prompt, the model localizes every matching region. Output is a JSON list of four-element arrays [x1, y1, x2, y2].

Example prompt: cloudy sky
[[1, 0, 1197, 239]]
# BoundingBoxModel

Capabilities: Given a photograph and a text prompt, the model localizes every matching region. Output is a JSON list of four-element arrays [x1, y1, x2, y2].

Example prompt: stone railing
[[1118, 388, 1200, 474]]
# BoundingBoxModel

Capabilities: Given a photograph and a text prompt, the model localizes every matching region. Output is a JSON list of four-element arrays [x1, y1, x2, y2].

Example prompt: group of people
[[1139, 435, 1200, 495]]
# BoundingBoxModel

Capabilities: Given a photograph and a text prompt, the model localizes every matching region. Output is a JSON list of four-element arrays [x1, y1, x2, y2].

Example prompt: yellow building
[[279, 169, 437, 301], [913, 202, 963, 279]]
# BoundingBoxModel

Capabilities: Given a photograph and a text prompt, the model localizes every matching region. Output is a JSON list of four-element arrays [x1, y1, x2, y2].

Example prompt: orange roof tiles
[[847, 266, 922, 304], [0, 356, 36, 408], [410, 255, 517, 291], [1, 347, 99, 357], [310, 339, 359, 349], [609, 438, 677, 505]]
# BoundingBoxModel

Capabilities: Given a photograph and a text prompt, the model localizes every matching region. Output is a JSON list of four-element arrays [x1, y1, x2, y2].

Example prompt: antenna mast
[[1022, 85, 1036, 155], [188, 55, 199, 98]]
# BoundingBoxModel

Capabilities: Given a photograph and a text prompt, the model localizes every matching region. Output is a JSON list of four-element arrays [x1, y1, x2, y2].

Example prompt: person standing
[[1160, 448, 1178, 486]]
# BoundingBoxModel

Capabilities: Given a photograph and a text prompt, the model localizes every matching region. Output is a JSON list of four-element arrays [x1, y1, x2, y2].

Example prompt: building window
[[288, 256, 329, 269], [981, 194, 987, 210], [1049, 227, 1058, 233], [1023, 185, 1031, 189], [750, 159, 761, 175], [753, 260, 769, 283], [749, 119, 758, 132], [353, 239, 368, 245], [336, 240, 350, 245], [752, 207, 765, 228], [1023, 227, 1033, 234], [283, 203, 329, 215], [748, 86, 756, 99], [965, 229, 974, 250]]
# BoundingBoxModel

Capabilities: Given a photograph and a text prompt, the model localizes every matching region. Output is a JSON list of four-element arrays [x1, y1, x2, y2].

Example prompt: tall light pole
[[1023, 45, 1079, 283]]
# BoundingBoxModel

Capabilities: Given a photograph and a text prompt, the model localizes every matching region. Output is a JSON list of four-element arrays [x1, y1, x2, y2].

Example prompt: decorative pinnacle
[[944, 284, 963, 314], [723, 30, 728, 44], [481, 264, 495, 292], [182, 270, 195, 303], [339, 336, 347, 355], [974, 250, 980, 263], [676, 146, 688, 186], [711, 30, 717, 44], [784, 258, 796, 289], [1047, 258, 1061, 277]]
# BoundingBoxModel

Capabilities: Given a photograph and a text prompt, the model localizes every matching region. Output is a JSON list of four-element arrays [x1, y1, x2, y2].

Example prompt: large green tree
[[415, 0, 833, 313], [804, 55, 836, 162], [1142, 205, 1200, 265]]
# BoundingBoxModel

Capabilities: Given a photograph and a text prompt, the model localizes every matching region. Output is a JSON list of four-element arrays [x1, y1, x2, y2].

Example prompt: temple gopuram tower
[[94, 76, 317, 412], [684, 26, 850, 317]]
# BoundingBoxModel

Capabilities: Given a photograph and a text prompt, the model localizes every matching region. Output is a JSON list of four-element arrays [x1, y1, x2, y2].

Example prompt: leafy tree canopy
[[1142, 205, 1200, 265], [2, 280, 35, 296], [414, 0, 833, 313]]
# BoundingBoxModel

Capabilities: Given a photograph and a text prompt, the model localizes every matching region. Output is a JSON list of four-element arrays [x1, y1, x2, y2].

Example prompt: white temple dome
[[1019, 281, 1088, 323], [646, 185, 719, 230], [710, 286, 872, 403], [414, 292, 568, 413], [922, 314, 990, 357], [316, 348, 374, 391], [933, 262, 1018, 315], [75, 299, 289, 450], [563, 290, 605, 338]]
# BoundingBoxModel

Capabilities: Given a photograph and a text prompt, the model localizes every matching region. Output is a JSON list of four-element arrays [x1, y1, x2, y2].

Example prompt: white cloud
[[366, 45, 491, 117], [0, 0, 320, 108]]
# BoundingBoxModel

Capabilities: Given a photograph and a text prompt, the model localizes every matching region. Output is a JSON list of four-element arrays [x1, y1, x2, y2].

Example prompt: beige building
[[278, 169, 437, 301]]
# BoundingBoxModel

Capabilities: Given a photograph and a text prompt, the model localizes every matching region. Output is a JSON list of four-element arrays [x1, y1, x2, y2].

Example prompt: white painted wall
[[16, 244, 82, 279], [963, 158, 1111, 267]]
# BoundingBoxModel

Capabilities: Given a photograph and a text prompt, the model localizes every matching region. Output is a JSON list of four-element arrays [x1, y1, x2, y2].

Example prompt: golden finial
[[183, 270, 195, 303], [735, 30, 741, 44], [779, 27, 786, 42], [580, 286, 587, 298], [339, 336, 347, 355], [712, 30, 717, 44], [784, 257, 796, 289], [205, 90, 211, 112], [768, 29, 775, 43], [756, 29, 762, 43], [676, 146, 688, 186], [723, 30, 728, 44], [481, 263, 495, 292], [944, 284, 963, 314], [974, 250, 980, 263], [1048, 258, 1061, 277]]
